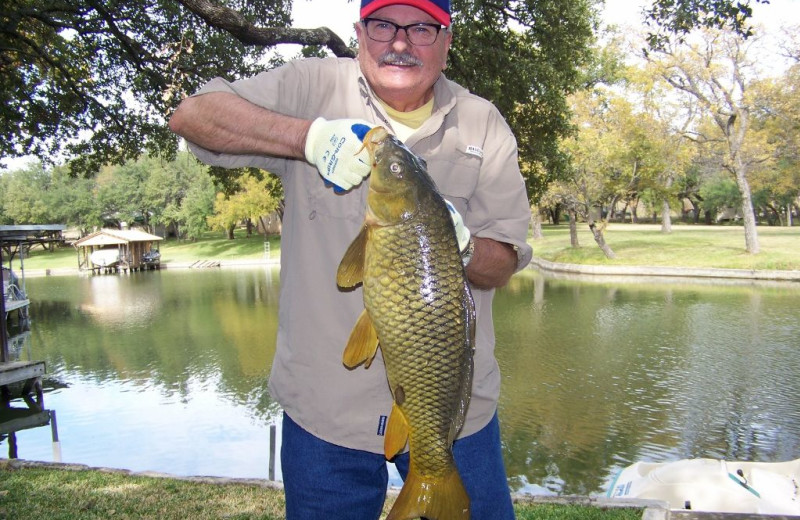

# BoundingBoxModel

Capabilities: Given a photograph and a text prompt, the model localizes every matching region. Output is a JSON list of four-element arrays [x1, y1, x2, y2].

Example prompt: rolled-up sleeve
[[466, 111, 533, 271], [183, 76, 290, 173]]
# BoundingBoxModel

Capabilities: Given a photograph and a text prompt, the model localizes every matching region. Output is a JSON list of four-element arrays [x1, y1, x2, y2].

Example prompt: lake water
[[3, 266, 800, 496]]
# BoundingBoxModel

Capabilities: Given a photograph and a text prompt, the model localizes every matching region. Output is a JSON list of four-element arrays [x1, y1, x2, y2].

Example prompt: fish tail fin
[[387, 465, 469, 520]]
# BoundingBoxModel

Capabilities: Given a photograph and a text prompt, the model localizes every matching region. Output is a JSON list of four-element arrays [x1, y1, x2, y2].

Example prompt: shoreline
[[1, 458, 667, 518], [528, 257, 800, 282], [22, 257, 281, 278], [23, 256, 800, 283]]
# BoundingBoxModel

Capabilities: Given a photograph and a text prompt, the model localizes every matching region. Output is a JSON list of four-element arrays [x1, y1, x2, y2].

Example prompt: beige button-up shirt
[[187, 57, 532, 454]]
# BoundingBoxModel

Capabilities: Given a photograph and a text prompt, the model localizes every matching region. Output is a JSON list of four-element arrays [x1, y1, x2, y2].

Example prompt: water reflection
[[2, 266, 800, 496], [495, 270, 800, 495]]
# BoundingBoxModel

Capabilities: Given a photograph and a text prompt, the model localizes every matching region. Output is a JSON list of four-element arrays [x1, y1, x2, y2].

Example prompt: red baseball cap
[[360, 0, 451, 27]]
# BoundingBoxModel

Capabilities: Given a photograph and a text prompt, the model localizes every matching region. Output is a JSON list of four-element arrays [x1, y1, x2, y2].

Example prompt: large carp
[[337, 127, 475, 520]]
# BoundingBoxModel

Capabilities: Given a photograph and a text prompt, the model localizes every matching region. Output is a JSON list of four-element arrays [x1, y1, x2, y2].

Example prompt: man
[[169, 0, 532, 518]]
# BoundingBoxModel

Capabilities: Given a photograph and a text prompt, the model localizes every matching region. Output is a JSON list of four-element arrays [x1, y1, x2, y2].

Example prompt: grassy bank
[[533, 223, 800, 271], [18, 223, 800, 272], [0, 463, 642, 520], [18, 232, 279, 271]]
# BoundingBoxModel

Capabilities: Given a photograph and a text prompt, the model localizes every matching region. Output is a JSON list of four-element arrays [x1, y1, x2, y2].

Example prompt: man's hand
[[305, 118, 373, 192]]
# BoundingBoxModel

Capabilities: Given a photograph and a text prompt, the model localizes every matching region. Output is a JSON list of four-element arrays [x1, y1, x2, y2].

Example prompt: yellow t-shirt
[[378, 98, 434, 142]]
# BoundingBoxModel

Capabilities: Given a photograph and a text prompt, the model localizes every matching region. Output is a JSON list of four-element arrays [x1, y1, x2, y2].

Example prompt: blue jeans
[[281, 411, 515, 520]]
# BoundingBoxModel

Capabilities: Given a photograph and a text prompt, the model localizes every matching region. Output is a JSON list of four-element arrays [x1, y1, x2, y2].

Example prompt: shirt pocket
[[426, 150, 482, 216], [303, 173, 367, 223]]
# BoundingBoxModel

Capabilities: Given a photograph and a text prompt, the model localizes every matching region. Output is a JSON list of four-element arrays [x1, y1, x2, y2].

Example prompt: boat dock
[[1, 225, 63, 449], [0, 361, 44, 403], [73, 228, 163, 274]]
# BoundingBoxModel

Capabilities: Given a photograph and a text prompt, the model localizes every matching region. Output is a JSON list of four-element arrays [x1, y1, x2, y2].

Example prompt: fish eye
[[390, 162, 402, 175]]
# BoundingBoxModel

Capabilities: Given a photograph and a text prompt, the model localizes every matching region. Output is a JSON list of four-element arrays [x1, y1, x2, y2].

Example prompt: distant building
[[74, 229, 163, 273]]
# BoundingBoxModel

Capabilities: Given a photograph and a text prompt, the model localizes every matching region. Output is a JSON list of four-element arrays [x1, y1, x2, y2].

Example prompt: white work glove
[[304, 117, 373, 192], [445, 199, 471, 253]]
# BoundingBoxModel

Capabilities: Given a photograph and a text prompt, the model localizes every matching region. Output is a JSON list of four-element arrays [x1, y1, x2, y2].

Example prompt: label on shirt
[[465, 145, 484, 159], [377, 415, 388, 436]]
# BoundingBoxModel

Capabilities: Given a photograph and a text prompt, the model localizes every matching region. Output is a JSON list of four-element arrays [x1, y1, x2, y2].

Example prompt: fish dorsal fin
[[342, 309, 380, 369], [336, 224, 368, 288], [384, 402, 409, 459]]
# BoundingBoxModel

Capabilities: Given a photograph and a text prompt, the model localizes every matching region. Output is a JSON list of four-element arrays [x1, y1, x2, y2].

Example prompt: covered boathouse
[[74, 228, 163, 274]]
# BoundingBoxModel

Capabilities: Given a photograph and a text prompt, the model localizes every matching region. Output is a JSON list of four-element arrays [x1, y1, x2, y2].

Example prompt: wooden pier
[[0, 226, 62, 459], [0, 361, 45, 403], [190, 260, 221, 268], [1, 226, 62, 404]]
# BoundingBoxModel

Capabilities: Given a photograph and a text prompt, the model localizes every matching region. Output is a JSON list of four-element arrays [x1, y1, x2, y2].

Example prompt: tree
[[445, 0, 597, 205], [630, 57, 700, 232], [647, 29, 763, 253], [0, 161, 101, 234], [0, 0, 294, 176], [48, 165, 103, 235], [164, 157, 217, 240], [699, 174, 741, 221], [642, 0, 769, 50], [545, 88, 627, 259], [749, 56, 800, 225], [208, 172, 283, 239], [148, 152, 217, 238], [95, 157, 153, 229], [0, 162, 52, 224], [1, 0, 772, 214]]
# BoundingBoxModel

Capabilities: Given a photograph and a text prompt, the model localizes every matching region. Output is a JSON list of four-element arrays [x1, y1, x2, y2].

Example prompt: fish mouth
[[361, 127, 390, 157], [363, 126, 389, 145], [361, 127, 392, 194]]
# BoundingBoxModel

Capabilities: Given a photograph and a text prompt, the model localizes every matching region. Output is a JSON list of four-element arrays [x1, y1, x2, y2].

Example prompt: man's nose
[[391, 28, 412, 50]]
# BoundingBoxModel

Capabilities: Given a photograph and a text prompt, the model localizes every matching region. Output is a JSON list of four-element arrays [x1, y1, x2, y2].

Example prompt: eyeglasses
[[361, 17, 446, 46]]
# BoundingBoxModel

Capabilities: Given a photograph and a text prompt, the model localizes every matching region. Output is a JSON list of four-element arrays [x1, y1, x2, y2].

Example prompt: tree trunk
[[661, 199, 672, 233], [733, 167, 760, 254], [530, 208, 543, 239], [588, 221, 615, 259], [551, 205, 562, 225], [226, 224, 235, 240], [569, 210, 579, 247]]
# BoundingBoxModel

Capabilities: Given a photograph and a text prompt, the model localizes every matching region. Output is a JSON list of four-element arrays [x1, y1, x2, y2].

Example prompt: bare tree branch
[[176, 0, 356, 58]]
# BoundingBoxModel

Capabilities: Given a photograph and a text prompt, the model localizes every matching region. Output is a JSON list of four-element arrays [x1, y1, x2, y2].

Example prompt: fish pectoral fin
[[383, 402, 409, 459], [336, 225, 368, 288], [342, 309, 380, 369], [386, 465, 470, 520]]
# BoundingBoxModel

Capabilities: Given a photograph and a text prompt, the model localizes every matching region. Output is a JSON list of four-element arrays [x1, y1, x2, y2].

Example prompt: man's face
[[355, 4, 452, 112]]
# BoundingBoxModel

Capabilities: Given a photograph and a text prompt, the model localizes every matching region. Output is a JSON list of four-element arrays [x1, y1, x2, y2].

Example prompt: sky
[[290, 0, 800, 44], [2, 0, 798, 170]]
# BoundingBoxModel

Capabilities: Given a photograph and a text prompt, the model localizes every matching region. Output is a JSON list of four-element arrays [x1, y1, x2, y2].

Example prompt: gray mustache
[[379, 52, 423, 67]]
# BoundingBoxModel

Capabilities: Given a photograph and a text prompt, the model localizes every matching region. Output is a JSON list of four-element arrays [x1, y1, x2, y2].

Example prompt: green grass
[[16, 223, 800, 273], [0, 464, 286, 520], [532, 223, 800, 271], [0, 463, 642, 520], [16, 231, 280, 271], [516, 503, 641, 520]]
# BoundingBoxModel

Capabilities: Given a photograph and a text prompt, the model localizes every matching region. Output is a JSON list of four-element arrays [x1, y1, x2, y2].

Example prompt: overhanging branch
[[176, 0, 356, 58]]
